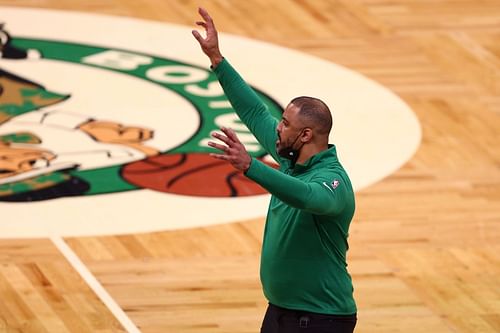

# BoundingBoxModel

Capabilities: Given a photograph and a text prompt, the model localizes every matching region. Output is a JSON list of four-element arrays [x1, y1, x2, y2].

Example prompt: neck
[[296, 142, 329, 165]]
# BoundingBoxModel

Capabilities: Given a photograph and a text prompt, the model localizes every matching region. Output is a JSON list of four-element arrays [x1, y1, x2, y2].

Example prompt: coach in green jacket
[[193, 7, 357, 333]]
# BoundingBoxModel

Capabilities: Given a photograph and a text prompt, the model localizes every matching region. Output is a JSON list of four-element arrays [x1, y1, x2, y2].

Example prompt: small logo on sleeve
[[322, 179, 340, 193]]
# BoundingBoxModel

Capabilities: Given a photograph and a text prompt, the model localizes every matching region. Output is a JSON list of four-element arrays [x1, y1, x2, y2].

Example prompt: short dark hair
[[290, 96, 332, 135]]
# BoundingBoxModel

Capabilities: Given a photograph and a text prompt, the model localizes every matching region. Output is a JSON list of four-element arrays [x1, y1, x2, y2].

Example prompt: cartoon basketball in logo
[[0, 24, 282, 202]]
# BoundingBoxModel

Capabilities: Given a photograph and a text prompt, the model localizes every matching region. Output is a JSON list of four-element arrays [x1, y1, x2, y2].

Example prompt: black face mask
[[277, 129, 305, 165]]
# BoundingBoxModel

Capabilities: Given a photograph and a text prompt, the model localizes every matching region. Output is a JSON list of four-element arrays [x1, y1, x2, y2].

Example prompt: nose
[[277, 121, 283, 133]]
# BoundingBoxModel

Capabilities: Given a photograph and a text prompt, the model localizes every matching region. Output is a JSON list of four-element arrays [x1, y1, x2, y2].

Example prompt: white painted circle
[[0, 7, 421, 238]]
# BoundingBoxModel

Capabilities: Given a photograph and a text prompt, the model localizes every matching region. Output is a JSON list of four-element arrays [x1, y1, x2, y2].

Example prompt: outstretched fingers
[[191, 30, 203, 43], [192, 7, 223, 67], [198, 7, 213, 23], [207, 127, 251, 171], [207, 140, 229, 152], [211, 130, 235, 147], [220, 127, 242, 144]]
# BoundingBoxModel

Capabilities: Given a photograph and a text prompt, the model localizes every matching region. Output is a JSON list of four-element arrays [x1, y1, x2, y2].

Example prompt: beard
[[275, 133, 285, 154], [276, 132, 301, 162]]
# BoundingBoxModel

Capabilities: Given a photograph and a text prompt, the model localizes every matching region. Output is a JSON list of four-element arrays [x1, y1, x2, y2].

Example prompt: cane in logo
[[0, 25, 282, 202], [332, 179, 340, 189]]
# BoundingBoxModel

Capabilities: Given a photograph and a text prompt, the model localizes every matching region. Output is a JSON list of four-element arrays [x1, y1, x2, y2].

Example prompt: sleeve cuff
[[244, 157, 263, 181], [212, 57, 229, 74]]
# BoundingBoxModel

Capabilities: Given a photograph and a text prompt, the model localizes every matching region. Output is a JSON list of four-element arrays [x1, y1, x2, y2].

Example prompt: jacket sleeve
[[245, 158, 347, 216], [213, 59, 280, 161]]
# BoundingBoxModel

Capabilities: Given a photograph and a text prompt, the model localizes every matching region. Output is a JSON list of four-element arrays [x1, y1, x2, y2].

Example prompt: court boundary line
[[50, 236, 141, 333]]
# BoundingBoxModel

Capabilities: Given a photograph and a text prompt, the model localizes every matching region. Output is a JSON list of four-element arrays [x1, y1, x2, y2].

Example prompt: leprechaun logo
[[0, 25, 282, 202]]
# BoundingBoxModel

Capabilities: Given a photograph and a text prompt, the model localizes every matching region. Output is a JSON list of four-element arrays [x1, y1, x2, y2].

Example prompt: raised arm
[[192, 8, 279, 160]]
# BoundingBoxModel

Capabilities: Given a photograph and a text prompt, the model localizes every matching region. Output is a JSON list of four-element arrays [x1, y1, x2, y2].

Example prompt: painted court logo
[[0, 7, 420, 237], [0, 35, 282, 201]]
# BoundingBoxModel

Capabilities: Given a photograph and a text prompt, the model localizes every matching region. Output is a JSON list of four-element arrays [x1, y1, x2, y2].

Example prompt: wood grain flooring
[[0, 1, 499, 332]]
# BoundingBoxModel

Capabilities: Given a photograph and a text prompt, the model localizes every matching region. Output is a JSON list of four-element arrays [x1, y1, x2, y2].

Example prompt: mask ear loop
[[280, 128, 306, 167]]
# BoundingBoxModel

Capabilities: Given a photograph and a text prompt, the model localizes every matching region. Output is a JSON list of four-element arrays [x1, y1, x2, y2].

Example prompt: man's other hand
[[208, 127, 252, 172]]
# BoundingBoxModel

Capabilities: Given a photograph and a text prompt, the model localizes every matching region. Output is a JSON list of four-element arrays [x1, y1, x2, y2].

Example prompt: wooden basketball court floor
[[0, 0, 499, 332]]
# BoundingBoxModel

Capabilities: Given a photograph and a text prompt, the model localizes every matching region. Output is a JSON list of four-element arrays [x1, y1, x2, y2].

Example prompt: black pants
[[261, 303, 357, 333]]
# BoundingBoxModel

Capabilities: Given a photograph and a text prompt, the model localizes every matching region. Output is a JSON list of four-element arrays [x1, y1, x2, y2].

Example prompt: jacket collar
[[292, 144, 338, 173]]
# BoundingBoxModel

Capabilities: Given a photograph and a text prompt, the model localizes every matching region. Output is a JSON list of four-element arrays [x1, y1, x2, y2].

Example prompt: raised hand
[[192, 7, 223, 67], [208, 127, 252, 172]]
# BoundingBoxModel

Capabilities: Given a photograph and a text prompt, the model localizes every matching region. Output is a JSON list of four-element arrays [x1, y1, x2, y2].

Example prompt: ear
[[300, 128, 313, 143]]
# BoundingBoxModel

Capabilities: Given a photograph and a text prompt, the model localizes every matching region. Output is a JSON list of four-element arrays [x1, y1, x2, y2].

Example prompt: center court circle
[[0, 7, 421, 238]]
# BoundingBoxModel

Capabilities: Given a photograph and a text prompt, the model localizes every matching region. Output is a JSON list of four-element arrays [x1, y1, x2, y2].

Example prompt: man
[[193, 8, 357, 333]]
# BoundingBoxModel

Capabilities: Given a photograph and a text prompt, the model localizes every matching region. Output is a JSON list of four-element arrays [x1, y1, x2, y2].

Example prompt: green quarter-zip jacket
[[213, 58, 357, 315]]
